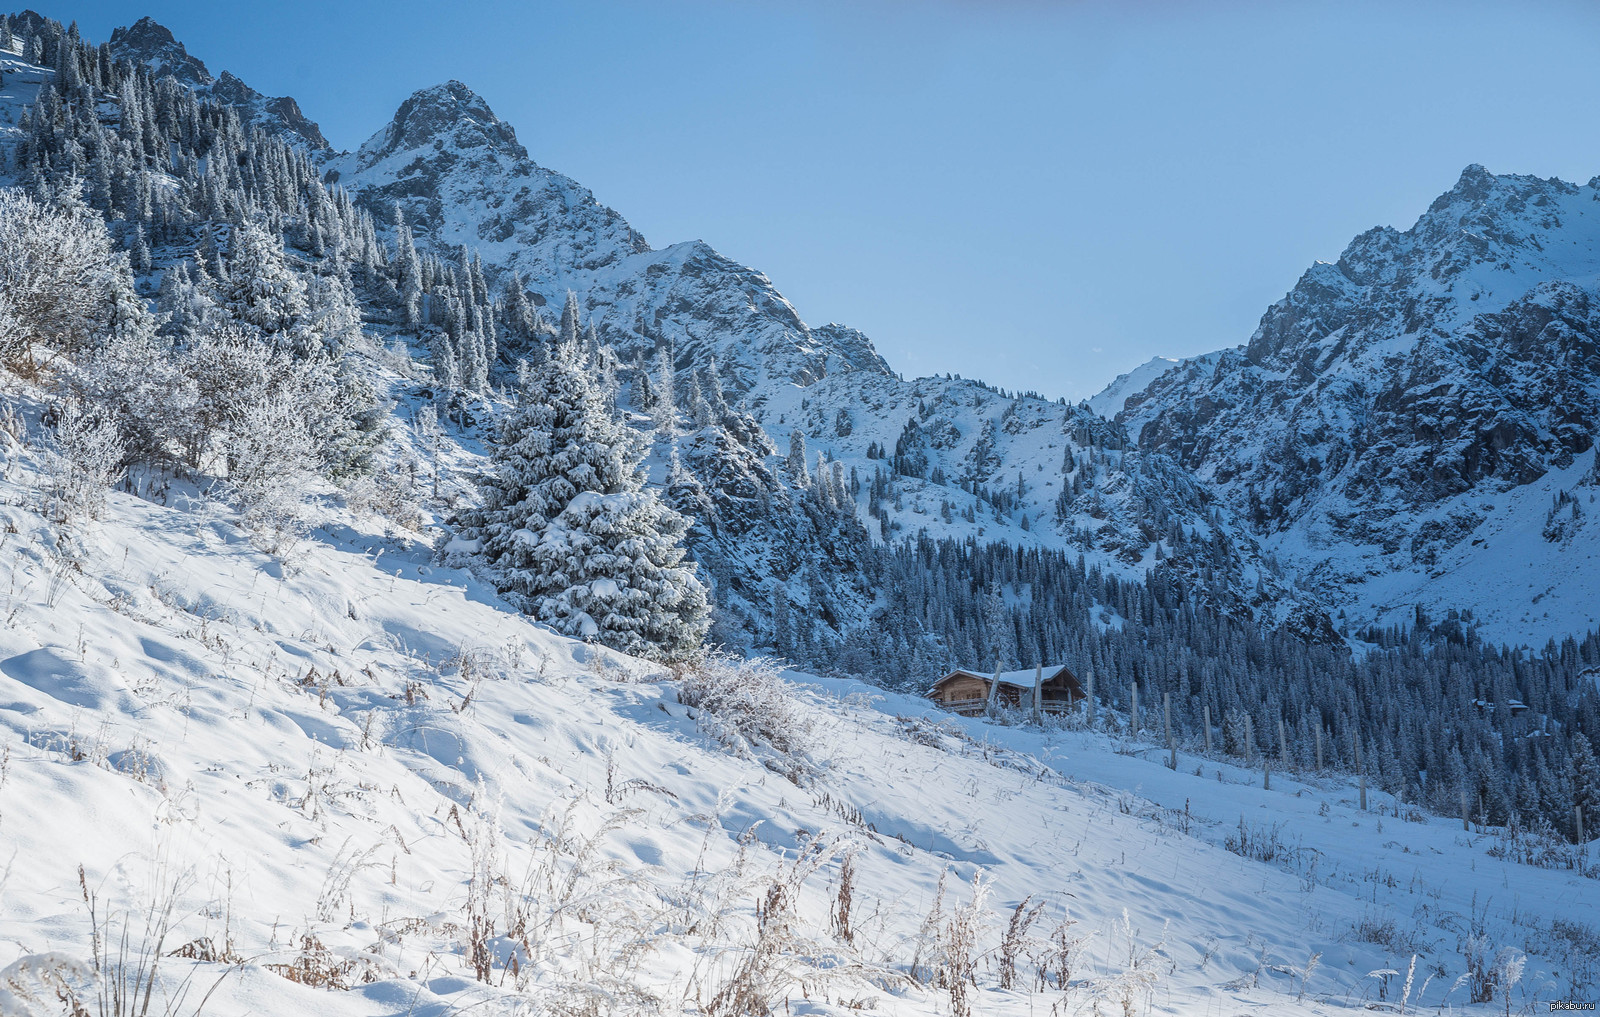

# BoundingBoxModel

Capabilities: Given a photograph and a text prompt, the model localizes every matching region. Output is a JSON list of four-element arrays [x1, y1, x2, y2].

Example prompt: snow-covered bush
[[43, 397, 124, 525], [224, 394, 319, 549], [0, 186, 116, 374], [460, 339, 708, 660], [676, 653, 814, 771]]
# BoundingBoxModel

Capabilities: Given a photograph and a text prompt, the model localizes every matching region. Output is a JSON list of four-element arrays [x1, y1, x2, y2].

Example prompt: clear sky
[[31, 0, 1600, 400]]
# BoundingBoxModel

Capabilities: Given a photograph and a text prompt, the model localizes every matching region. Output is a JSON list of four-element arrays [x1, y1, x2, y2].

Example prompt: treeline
[[792, 535, 1600, 844]]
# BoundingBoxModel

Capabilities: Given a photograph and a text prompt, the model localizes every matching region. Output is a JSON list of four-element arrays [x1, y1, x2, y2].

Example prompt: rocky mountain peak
[[359, 80, 526, 167], [108, 16, 211, 86], [211, 71, 329, 150]]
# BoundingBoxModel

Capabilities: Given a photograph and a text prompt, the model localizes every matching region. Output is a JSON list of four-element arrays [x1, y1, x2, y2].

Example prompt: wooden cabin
[[928, 665, 1086, 717]]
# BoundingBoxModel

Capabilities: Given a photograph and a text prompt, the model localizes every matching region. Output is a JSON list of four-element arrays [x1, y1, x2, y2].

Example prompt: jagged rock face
[[208, 71, 328, 150], [760, 370, 1333, 640], [358, 80, 524, 163], [326, 81, 889, 393], [108, 16, 210, 86], [1122, 167, 1600, 642], [106, 17, 329, 149]]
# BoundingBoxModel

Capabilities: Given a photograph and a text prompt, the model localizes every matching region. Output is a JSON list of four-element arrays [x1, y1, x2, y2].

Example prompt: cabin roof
[[930, 665, 1076, 692]]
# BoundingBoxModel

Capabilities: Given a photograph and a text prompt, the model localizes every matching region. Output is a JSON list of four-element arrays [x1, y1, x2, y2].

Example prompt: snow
[[0, 404, 1594, 1015], [1087, 356, 1185, 419]]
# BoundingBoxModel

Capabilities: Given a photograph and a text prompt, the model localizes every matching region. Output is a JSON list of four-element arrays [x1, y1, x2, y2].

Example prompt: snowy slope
[[1, 389, 1595, 1015], [1121, 166, 1600, 644], [1088, 354, 1211, 420]]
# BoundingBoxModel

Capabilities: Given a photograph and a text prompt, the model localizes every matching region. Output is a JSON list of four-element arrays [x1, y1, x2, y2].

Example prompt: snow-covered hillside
[[2, 388, 1596, 1016], [1121, 166, 1600, 645]]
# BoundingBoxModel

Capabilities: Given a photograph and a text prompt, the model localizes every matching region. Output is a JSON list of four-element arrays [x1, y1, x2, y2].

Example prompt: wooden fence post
[[1164, 693, 1175, 770], [1203, 704, 1213, 755], [1244, 714, 1253, 765], [1461, 786, 1470, 832], [1032, 663, 1043, 726], [1264, 757, 1271, 791], [1578, 804, 1586, 846]]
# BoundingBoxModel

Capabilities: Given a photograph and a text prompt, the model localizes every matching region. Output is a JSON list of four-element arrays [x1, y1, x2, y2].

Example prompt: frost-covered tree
[[559, 289, 581, 347], [218, 218, 308, 343], [786, 429, 809, 487], [301, 252, 364, 354], [155, 259, 219, 336], [0, 186, 115, 371], [394, 206, 423, 327], [70, 257, 191, 464], [654, 343, 676, 440], [462, 341, 708, 659], [42, 397, 122, 527]]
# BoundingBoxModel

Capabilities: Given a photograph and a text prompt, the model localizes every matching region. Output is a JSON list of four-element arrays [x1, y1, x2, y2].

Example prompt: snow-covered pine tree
[[218, 218, 308, 345], [655, 343, 676, 440], [394, 206, 423, 327], [559, 289, 581, 346], [786, 429, 809, 487], [462, 340, 708, 659]]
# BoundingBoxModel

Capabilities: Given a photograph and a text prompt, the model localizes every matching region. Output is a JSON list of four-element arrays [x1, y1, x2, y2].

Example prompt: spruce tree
[[218, 218, 308, 344], [463, 341, 708, 659]]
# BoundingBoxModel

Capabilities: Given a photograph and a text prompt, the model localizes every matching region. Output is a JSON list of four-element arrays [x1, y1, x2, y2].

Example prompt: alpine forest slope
[[100, 10, 1332, 661], [1119, 165, 1600, 646]]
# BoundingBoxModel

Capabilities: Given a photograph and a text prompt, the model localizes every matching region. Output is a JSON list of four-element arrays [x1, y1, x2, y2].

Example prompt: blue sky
[[36, 0, 1600, 400]]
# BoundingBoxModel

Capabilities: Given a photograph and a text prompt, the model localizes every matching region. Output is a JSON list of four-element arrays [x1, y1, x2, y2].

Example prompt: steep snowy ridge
[[106, 15, 330, 149], [1088, 353, 1213, 419], [1121, 166, 1600, 643]]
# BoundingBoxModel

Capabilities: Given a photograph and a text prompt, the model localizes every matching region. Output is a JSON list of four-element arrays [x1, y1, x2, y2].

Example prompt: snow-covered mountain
[[1118, 165, 1600, 644], [107, 15, 329, 149], [322, 81, 891, 394], [294, 68, 1326, 644], [1088, 354, 1208, 419]]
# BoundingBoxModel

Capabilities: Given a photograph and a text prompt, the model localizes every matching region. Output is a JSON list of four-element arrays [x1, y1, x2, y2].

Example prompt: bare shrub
[[0, 952, 94, 1016], [264, 934, 379, 991], [44, 398, 124, 525], [76, 862, 233, 1017], [942, 873, 991, 1017], [676, 653, 814, 778], [1036, 909, 1082, 991], [998, 896, 1044, 990], [705, 836, 833, 1016], [832, 851, 857, 945]]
